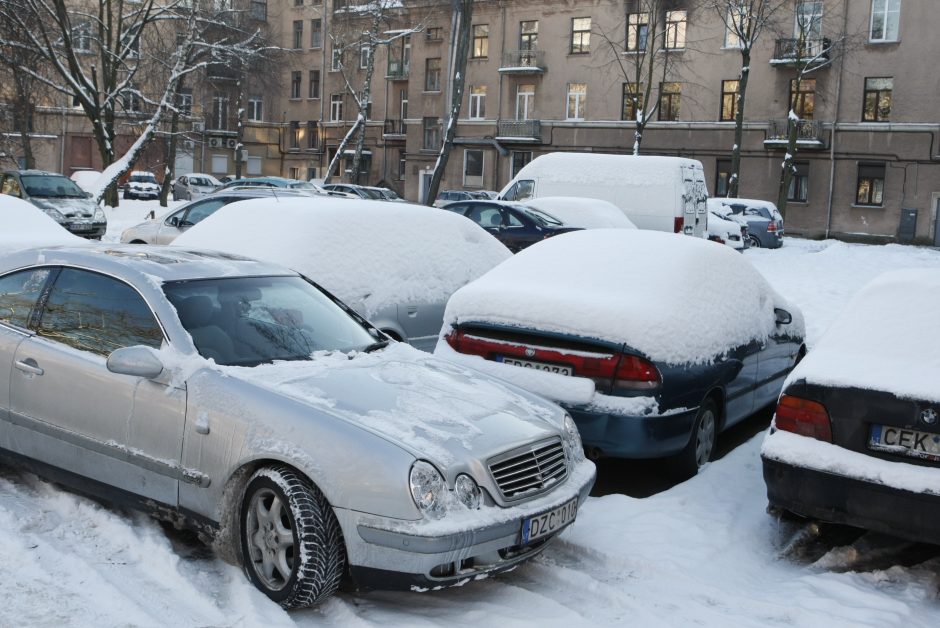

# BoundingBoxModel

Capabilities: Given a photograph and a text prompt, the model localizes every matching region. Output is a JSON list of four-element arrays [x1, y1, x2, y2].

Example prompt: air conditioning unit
[[208, 137, 221, 148], [226, 138, 238, 149], [192, 121, 205, 132]]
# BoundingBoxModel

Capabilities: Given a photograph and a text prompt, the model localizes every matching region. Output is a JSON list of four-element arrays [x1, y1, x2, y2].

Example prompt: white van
[[498, 152, 708, 237]]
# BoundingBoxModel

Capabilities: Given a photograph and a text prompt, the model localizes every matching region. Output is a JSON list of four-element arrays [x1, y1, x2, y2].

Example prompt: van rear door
[[680, 165, 707, 238]]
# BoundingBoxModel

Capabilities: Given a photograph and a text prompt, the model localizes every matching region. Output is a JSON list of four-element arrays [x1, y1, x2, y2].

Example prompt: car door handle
[[14, 359, 44, 376]]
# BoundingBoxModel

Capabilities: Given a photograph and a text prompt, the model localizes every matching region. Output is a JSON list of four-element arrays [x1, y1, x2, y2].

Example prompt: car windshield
[[164, 275, 382, 367], [380, 189, 401, 200], [287, 181, 317, 190], [21, 175, 87, 199], [522, 206, 563, 226], [130, 174, 157, 183]]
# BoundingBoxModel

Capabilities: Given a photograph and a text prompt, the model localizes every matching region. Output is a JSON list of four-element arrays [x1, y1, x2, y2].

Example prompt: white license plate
[[521, 498, 578, 544], [498, 356, 572, 376], [70, 222, 93, 231], [869, 424, 940, 461]]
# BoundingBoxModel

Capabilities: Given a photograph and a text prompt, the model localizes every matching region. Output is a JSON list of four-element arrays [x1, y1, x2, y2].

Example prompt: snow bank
[[172, 198, 511, 315], [524, 197, 636, 229], [442, 229, 803, 365], [0, 196, 86, 250], [784, 269, 940, 402]]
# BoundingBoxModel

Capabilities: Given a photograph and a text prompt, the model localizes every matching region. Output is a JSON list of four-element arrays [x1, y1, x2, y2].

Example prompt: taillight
[[445, 329, 461, 351], [767, 221, 778, 233], [613, 354, 661, 391], [775, 394, 831, 442], [674, 216, 684, 233], [708, 234, 725, 244]]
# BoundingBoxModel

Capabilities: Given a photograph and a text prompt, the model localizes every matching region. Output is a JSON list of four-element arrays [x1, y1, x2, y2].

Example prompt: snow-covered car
[[0, 243, 595, 608], [523, 196, 637, 230], [706, 209, 748, 251], [123, 171, 161, 200], [762, 269, 940, 544], [436, 229, 805, 474], [1, 170, 107, 238], [69, 169, 102, 194], [173, 197, 512, 352], [172, 173, 221, 200], [0, 195, 86, 249], [712, 198, 784, 249]]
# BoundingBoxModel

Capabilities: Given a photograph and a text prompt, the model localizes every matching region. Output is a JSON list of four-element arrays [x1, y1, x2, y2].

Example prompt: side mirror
[[107, 345, 165, 379], [774, 308, 792, 325], [169, 216, 180, 227], [84, 191, 93, 199]]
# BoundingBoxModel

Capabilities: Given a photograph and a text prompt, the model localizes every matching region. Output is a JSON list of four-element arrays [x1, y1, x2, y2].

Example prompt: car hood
[[215, 342, 566, 467], [31, 197, 99, 217]]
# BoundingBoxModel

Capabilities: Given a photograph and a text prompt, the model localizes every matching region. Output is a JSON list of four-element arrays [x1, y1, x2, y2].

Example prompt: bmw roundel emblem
[[525, 348, 536, 358], [921, 409, 938, 425]]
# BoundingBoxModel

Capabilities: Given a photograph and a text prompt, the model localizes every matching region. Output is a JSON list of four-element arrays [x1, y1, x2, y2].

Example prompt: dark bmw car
[[762, 269, 940, 544], [442, 200, 581, 253]]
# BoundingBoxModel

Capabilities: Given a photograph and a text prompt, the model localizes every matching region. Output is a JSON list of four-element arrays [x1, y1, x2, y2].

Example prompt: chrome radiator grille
[[488, 438, 568, 501]]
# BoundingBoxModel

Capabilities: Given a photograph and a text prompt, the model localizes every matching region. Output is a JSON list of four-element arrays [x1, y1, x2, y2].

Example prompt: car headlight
[[93, 208, 106, 222], [563, 414, 585, 463], [454, 474, 482, 510], [409, 460, 446, 519]]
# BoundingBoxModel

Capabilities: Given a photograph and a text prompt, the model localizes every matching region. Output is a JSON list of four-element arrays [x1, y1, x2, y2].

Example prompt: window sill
[[307, 97, 321, 101], [288, 98, 302, 102], [565, 118, 585, 122], [850, 203, 885, 209], [860, 119, 892, 124], [469, 57, 488, 61], [422, 90, 442, 94], [568, 51, 590, 56], [867, 39, 900, 45]]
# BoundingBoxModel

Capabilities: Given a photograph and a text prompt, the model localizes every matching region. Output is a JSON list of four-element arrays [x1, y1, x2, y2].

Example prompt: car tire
[[675, 398, 719, 477], [240, 466, 345, 609], [747, 234, 762, 248]]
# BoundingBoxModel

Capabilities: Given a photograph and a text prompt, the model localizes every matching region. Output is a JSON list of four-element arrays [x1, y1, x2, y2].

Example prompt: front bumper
[[65, 221, 107, 239], [567, 403, 699, 459], [338, 459, 595, 591]]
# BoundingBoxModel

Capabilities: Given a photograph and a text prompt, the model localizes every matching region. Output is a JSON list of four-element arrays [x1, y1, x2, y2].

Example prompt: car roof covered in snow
[[0, 196, 86, 250]]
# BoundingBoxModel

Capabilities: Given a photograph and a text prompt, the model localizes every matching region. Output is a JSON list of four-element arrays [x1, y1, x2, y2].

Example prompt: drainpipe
[[825, 1, 849, 239]]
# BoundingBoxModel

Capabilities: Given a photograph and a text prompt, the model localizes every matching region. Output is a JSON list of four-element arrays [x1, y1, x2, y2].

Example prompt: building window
[[291, 71, 302, 99], [311, 19, 322, 48], [715, 159, 732, 197], [796, 1, 823, 38], [511, 150, 532, 178], [862, 77, 892, 121], [856, 163, 885, 206], [664, 10, 687, 49], [330, 94, 343, 121], [566, 83, 586, 120], [621, 82, 641, 121], [249, 0, 266, 21], [469, 86, 486, 119], [720, 79, 739, 121], [626, 13, 649, 52], [360, 44, 371, 69], [789, 78, 816, 119], [288, 167, 301, 180], [570, 17, 591, 54], [658, 82, 681, 121], [292, 20, 303, 49], [177, 88, 193, 116], [122, 86, 141, 113], [423, 116, 441, 150], [397, 149, 407, 180], [520, 20, 538, 50], [309, 70, 320, 99], [399, 88, 408, 119], [870, 0, 900, 42], [331, 47, 342, 71], [211, 154, 228, 173], [788, 161, 809, 202], [471, 24, 489, 58], [724, 4, 746, 48], [306, 167, 317, 181], [425, 58, 441, 91], [307, 121, 318, 149], [247, 156, 262, 175], [74, 22, 92, 52], [212, 92, 229, 129], [247, 95, 262, 121], [426, 26, 443, 41], [464, 149, 484, 187], [289, 121, 300, 149], [516, 84, 535, 120]]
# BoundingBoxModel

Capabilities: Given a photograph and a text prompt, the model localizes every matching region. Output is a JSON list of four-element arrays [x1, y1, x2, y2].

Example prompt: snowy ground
[[3, 212, 940, 626]]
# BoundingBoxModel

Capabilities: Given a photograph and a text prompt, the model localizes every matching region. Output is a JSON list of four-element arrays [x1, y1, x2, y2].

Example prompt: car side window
[[0, 268, 51, 329], [468, 205, 503, 228], [1, 175, 21, 197], [443, 203, 469, 215], [182, 198, 229, 226], [504, 209, 524, 227], [502, 180, 534, 202], [37, 268, 163, 356]]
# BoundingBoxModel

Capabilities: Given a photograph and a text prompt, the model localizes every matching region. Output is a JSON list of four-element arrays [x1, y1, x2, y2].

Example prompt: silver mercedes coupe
[[0, 244, 595, 608]]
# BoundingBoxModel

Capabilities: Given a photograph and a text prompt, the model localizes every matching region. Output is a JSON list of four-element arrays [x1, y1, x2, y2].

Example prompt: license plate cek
[[499, 356, 572, 376], [521, 498, 578, 544], [869, 424, 940, 461]]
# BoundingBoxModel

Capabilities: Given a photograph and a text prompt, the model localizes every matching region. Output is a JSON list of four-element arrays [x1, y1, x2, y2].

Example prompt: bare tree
[[707, 0, 788, 198]]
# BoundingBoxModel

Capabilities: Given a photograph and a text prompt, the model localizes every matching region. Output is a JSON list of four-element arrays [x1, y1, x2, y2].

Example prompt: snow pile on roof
[[441, 229, 803, 365], [0, 196, 86, 250], [173, 197, 511, 315], [784, 269, 940, 402], [69, 170, 102, 194], [524, 197, 636, 229]]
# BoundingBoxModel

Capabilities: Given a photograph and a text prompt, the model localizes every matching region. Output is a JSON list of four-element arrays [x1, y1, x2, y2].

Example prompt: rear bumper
[[762, 456, 940, 546], [566, 404, 698, 459]]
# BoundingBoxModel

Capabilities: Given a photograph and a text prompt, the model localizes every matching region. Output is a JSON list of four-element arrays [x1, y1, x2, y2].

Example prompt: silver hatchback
[[0, 245, 594, 608]]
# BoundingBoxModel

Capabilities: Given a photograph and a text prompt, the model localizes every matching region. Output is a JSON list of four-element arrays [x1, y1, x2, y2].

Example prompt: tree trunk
[[350, 13, 382, 184], [729, 49, 751, 199], [160, 107, 180, 207]]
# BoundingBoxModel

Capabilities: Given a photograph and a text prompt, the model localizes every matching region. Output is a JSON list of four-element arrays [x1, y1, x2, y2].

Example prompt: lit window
[[862, 77, 892, 121], [664, 10, 687, 49], [855, 163, 885, 206], [471, 24, 489, 58], [658, 82, 681, 121], [566, 83, 586, 120], [720, 80, 739, 121], [469, 86, 486, 119]]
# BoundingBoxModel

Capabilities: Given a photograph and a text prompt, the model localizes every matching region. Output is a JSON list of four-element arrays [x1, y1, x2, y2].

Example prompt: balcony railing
[[386, 59, 410, 80], [383, 118, 406, 136], [770, 38, 831, 66], [764, 119, 824, 147], [497, 119, 541, 139], [499, 50, 546, 73]]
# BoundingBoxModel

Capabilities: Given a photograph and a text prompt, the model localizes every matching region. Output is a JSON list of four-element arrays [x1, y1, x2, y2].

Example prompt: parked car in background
[[762, 270, 940, 544], [1, 170, 107, 238], [711, 198, 784, 249], [523, 197, 637, 230], [123, 171, 161, 200], [434, 190, 478, 207], [0, 243, 594, 608], [121, 188, 313, 245], [172, 173, 221, 200], [174, 197, 512, 352], [215, 176, 318, 192], [436, 229, 805, 475], [363, 186, 407, 202], [706, 209, 748, 251], [442, 199, 581, 253], [321, 183, 385, 199]]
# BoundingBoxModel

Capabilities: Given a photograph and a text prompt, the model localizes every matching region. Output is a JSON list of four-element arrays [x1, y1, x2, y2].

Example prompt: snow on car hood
[[783, 269, 940, 403], [442, 229, 804, 365], [172, 198, 512, 316], [0, 196, 86, 249], [217, 342, 564, 466], [523, 197, 636, 230]]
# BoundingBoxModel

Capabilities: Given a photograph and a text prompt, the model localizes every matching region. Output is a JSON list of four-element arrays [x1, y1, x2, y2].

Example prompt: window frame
[[290, 70, 302, 99], [789, 78, 816, 119], [787, 161, 809, 203], [292, 20, 303, 49], [663, 10, 687, 50], [626, 12, 649, 52], [658, 82, 681, 121], [621, 82, 641, 122], [469, 86, 486, 120], [570, 17, 591, 54], [855, 162, 886, 206], [247, 95, 263, 121], [471, 24, 489, 59], [329, 94, 344, 122], [520, 20, 538, 50], [425, 58, 441, 91], [422, 116, 441, 150], [720, 79, 740, 122], [309, 69, 321, 99], [869, 0, 900, 42], [862, 76, 892, 122], [463, 148, 484, 187], [310, 18, 323, 48], [566, 83, 586, 121]]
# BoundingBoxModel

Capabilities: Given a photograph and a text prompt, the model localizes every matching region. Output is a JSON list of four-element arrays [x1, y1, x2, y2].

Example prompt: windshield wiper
[[362, 340, 389, 353]]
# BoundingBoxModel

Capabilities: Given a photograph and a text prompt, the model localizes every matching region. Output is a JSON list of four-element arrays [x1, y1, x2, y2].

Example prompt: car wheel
[[747, 234, 762, 248], [676, 398, 718, 477], [240, 466, 345, 608]]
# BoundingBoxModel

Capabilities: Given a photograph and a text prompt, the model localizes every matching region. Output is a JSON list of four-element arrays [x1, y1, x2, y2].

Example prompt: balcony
[[770, 38, 831, 68], [386, 59, 410, 80], [496, 119, 541, 141], [499, 50, 546, 74], [763, 119, 825, 149], [383, 118, 406, 139]]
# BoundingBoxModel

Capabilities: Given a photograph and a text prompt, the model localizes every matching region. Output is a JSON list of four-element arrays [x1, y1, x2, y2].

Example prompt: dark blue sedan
[[442, 200, 581, 253]]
